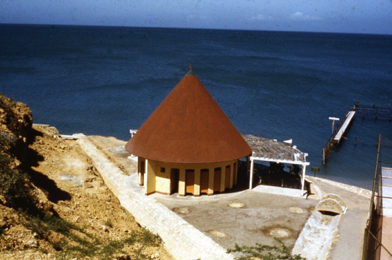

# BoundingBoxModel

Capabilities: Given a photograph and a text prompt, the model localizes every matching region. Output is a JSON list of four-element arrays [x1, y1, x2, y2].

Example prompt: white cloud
[[249, 14, 274, 21], [289, 12, 322, 21]]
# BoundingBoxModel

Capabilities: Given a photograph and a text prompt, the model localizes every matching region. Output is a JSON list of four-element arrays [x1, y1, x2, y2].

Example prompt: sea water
[[1, 24, 392, 189]]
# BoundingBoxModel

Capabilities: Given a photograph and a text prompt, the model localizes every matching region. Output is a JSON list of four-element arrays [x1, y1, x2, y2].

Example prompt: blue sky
[[1, 0, 391, 34]]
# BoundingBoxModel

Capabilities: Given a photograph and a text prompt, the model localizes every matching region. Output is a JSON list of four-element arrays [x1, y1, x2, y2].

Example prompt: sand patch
[[228, 202, 245, 208], [172, 207, 190, 214], [290, 207, 304, 214], [208, 230, 228, 238]]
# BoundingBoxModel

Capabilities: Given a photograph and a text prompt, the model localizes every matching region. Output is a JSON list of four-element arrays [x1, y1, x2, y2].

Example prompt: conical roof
[[125, 71, 252, 164]]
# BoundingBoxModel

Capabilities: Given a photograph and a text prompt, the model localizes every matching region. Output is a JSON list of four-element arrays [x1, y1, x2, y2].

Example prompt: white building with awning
[[243, 135, 310, 197]]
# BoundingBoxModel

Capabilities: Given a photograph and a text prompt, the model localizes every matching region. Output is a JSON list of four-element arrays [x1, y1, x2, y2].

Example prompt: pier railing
[[363, 134, 392, 259]]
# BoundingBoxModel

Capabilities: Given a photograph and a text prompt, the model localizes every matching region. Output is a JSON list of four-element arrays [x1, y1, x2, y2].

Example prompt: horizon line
[[1, 22, 391, 37]]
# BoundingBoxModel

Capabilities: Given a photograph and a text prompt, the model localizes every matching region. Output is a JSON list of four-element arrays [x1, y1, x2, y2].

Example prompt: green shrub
[[0, 152, 33, 210], [227, 238, 305, 260], [135, 228, 163, 247], [0, 94, 19, 134], [52, 227, 163, 259], [102, 240, 125, 257]]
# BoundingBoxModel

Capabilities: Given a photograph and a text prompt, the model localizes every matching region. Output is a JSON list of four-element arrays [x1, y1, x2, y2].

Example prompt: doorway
[[200, 169, 209, 194], [170, 168, 179, 194], [185, 169, 195, 194]]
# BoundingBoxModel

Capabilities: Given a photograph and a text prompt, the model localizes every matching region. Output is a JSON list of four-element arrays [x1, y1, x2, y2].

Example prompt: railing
[[362, 134, 392, 259]]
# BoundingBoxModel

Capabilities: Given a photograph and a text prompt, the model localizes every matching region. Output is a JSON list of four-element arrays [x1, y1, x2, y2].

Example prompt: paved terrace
[[76, 134, 371, 259]]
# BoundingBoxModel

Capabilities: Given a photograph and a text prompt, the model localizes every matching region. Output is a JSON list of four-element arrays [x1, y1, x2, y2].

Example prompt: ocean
[[1, 24, 392, 189]]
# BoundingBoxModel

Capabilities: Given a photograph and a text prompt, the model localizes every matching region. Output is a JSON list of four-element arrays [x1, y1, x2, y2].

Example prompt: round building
[[125, 70, 252, 196]]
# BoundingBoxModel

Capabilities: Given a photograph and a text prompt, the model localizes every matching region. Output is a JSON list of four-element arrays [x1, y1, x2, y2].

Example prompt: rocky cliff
[[0, 93, 170, 259], [0, 93, 36, 209]]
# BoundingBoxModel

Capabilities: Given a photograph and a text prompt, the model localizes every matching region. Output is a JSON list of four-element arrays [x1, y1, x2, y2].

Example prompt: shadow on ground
[[21, 128, 72, 203]]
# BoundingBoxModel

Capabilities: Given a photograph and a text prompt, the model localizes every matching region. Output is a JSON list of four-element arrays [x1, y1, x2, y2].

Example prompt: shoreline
[[58, 130, 373, 198]]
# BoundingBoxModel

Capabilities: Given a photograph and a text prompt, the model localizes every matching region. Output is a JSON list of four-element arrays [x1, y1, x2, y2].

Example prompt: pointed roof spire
[[186, 64, 195, 76]]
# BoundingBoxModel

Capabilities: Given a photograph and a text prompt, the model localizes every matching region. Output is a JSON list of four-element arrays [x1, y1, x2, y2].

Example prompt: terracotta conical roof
[[125, 71, 252, 164]]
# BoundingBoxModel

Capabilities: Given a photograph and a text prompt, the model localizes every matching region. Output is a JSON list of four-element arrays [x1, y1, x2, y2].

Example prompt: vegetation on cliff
[[0, 93, 36, 211]]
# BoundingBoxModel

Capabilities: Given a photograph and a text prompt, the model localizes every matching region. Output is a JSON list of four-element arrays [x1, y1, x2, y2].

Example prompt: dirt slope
[[0, 123, 172, 259]]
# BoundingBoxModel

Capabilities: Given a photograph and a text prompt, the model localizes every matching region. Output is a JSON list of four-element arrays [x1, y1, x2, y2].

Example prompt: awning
[[243, 135, 309, 197]]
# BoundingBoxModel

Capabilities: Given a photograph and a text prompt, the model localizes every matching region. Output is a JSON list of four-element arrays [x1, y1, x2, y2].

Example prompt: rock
[[26, 239, 38, 248], [85, 175, 96, 182], [92, 180, 103, 189], [83, 182, 93, 189], [98, 186, 108, 193], [102, 225, 109, 232]]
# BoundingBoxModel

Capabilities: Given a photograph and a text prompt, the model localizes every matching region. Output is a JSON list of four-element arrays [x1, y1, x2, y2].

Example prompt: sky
[[1, 0, 392, 35]]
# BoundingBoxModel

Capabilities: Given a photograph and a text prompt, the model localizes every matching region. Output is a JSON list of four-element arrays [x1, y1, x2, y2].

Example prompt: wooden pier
[[333, 110, 356, 144], [323, 109, 356, 164], [322, 103, 392, 165]]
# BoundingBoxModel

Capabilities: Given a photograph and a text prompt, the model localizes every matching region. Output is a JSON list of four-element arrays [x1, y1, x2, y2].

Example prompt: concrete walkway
[[75, 134, 232, 260]]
